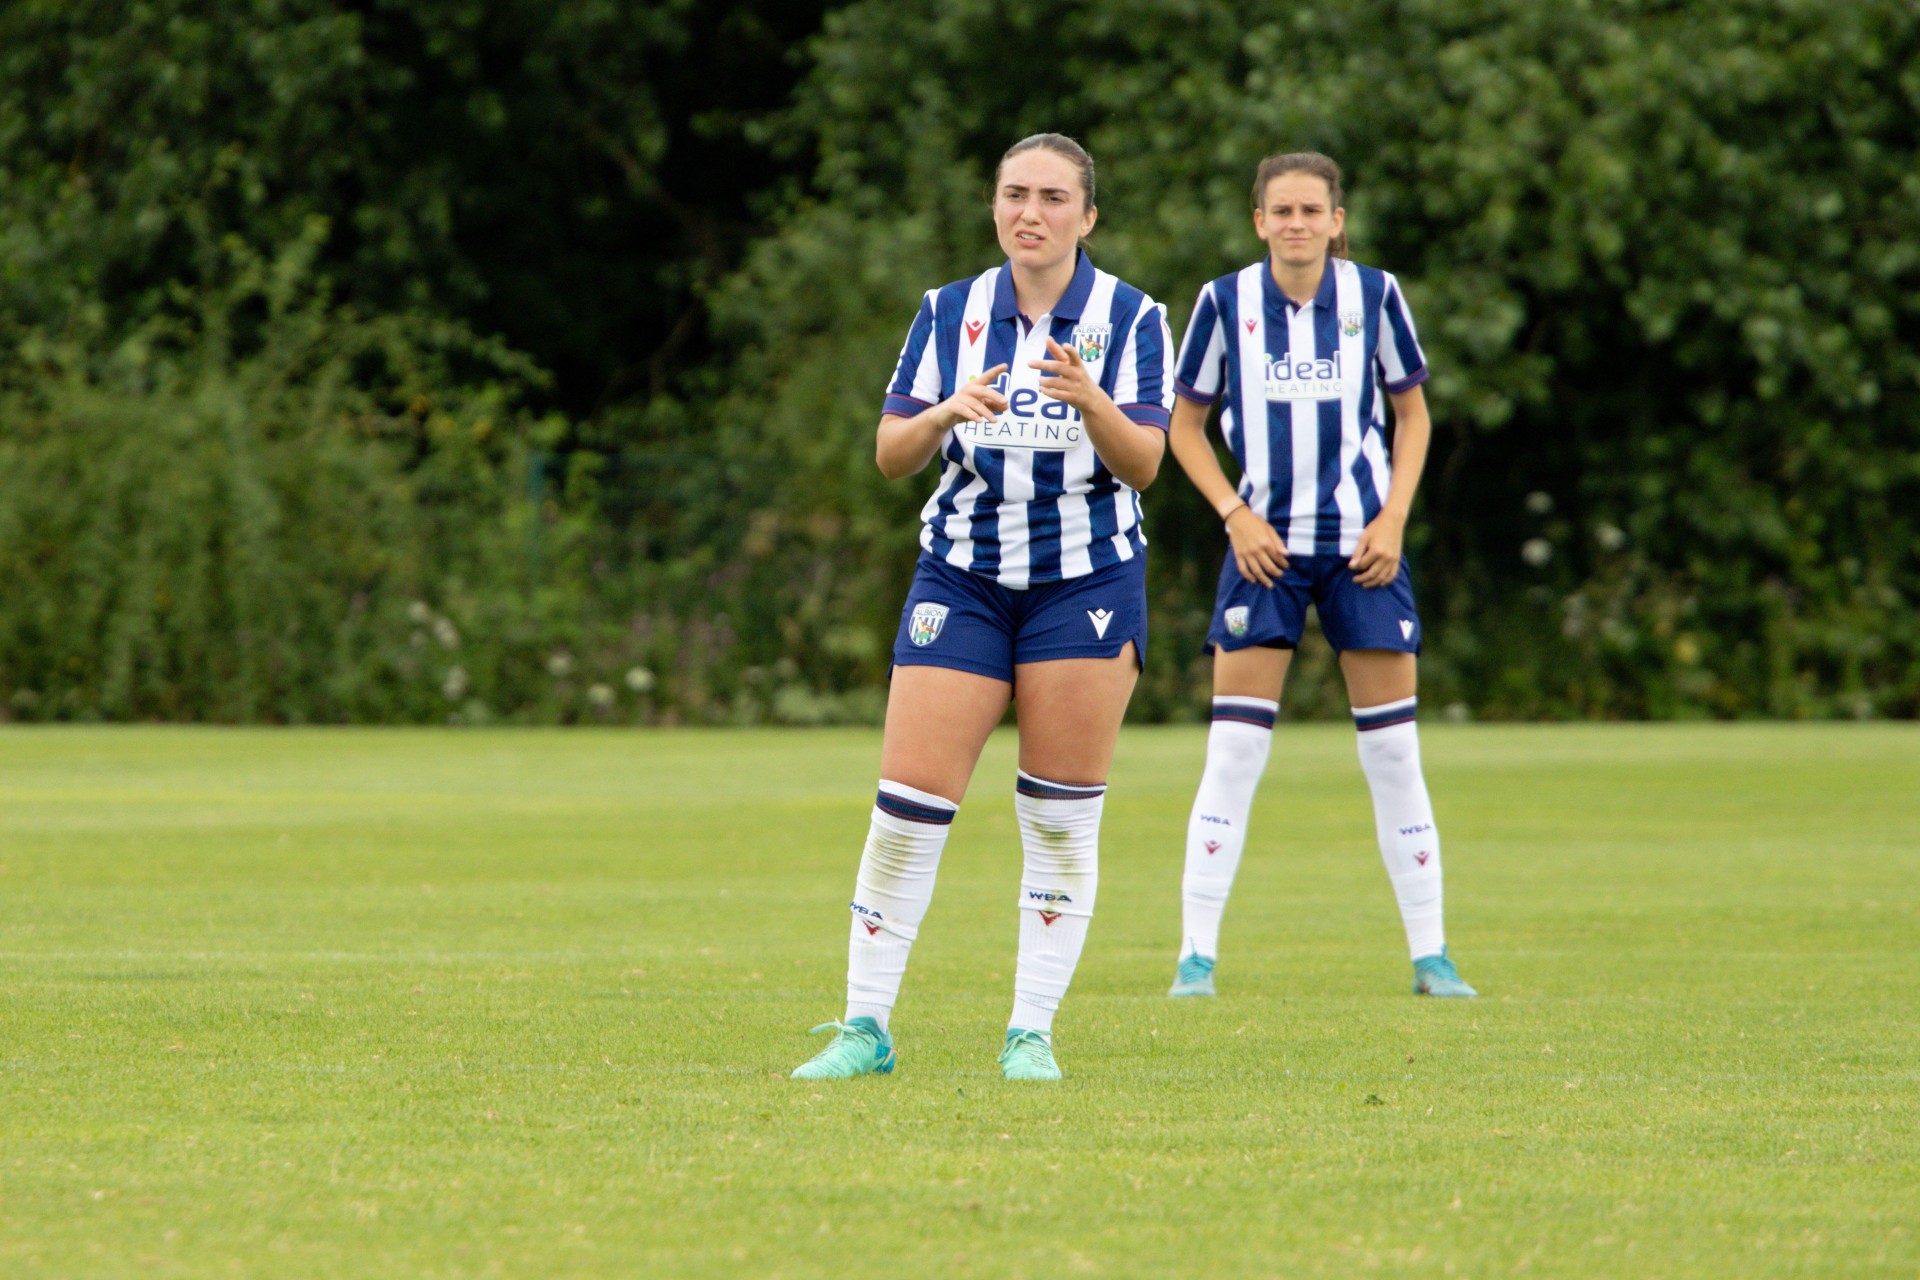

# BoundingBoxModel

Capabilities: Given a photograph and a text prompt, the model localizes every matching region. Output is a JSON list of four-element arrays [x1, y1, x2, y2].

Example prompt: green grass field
[[3, 724, 1917, 1278]]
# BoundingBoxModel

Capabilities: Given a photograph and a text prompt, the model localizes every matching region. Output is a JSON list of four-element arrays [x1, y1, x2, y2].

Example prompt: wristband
[[1219, 500, 1248, 524]]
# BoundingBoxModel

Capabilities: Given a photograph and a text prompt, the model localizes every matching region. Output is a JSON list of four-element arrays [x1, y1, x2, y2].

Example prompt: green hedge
[[693, 0, 1920, 720], [3, 0, 1917, 722]]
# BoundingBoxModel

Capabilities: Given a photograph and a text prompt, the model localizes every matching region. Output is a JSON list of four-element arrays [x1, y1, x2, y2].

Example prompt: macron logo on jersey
[[1264, 351, 1343, 401]]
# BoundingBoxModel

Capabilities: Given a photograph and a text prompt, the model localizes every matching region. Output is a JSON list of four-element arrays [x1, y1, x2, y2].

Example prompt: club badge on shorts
[[1071, 324, 1111, 363], [909, 602, 949, 647], [1225, 606, 1249, 639]]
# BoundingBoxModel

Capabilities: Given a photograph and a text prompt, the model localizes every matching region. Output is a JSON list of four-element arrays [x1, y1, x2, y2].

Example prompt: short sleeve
[[882, 292, 943, 418], [1173, 283, 1228, 406], [1377, 275, 1429, 394], [1107, 299, 1173, 431]]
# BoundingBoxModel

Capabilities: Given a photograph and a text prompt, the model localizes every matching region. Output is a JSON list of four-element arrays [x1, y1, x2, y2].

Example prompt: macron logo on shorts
[[1400, 619, 1414, 640], [1087, 608, 1113, 639]]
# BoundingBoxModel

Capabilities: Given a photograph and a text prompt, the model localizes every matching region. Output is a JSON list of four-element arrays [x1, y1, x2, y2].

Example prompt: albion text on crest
[[909, 602, 949, 647], [1071, 324, 1111, 363]]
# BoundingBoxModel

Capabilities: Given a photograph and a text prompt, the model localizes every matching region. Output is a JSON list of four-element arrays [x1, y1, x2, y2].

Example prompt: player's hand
[[1030, 339, 1111, 412], [941, 364, 1010, 425], [1226, 505, 1288, 588], [1349, 511, 1405, 588]]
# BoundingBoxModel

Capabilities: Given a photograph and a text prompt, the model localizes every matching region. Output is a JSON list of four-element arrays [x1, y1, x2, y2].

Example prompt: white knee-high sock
[[1353, 698, 1445, 960], [1179, 697, 1277, 962], [844, 780, 957, 1029], [1010, 771, 1105, 1036]]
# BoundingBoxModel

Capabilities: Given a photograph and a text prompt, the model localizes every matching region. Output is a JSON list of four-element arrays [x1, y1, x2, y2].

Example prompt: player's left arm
[[1349, 383, 1431, 588], [1031, 300, 1170, 490], [1031, 338, 1165, 490]]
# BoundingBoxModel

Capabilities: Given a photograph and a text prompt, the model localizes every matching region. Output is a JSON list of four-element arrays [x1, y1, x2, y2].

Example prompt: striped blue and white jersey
[[883, 251, 1174, 588], [1174, 257, 1429, 558]]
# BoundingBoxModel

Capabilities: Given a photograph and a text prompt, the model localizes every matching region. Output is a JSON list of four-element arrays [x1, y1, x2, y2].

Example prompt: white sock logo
[[1087, 608, 1113, 638], [1399, 619, 1414, 640]]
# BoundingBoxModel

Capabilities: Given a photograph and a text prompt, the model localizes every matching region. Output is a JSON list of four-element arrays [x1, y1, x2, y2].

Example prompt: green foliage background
[[3, 0, 1917, 723]]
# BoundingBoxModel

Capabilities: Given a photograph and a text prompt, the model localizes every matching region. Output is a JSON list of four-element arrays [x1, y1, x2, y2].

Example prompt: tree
[[700, 0, 1920, 719]]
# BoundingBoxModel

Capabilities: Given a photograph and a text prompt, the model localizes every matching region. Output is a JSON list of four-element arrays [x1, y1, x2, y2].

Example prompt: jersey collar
[[1262, 253, 1340, 312], [991, 248, 1097, 323]]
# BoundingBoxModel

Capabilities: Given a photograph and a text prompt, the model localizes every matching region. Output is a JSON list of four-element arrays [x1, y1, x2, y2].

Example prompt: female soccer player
[[791, 134, 1174, 1081], [1164, 151, 1476, 1000]]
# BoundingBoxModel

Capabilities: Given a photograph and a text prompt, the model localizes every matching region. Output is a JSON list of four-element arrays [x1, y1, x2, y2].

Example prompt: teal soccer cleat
[[999, 1028, 1062, 1081], [790, 1017, 896, 1079], [1168, 952, 1216, 998], [1413, 946, 1478, 997]]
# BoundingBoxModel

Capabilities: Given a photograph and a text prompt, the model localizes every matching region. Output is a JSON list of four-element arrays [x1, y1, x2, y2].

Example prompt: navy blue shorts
[[1206, 551, 1421, 654], [891, 552, 1148, 682]]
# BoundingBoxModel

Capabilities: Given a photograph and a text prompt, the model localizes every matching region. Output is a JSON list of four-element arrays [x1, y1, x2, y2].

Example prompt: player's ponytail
[[1252, 151, 1348, 259]]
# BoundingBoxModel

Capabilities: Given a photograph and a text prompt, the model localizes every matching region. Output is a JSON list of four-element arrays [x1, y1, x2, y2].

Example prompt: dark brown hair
[[995, 133, 1096, 213], [1251, 151, 1348, 259]]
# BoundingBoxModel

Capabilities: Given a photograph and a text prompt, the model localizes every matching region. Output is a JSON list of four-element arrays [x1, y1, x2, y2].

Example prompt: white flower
[[587, 683, 615, 709], [441, 665, 469, 700], [547, 651, 574, 678], [433, 618, 459, 649], [624, 666, 656, 694], [408, 600, 433, 624], [1525, 491, 1554, 515], [1595, 523, 1627, 551], [1521, 538, 1553, 567]]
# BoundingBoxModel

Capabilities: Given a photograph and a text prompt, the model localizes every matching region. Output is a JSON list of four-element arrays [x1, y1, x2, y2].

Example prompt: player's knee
[[1017, 825, 1098, 912], [1209, 732, 1271, 785], [1357, 731, 1418, 772], [1021, 821, 1097, 872], [861, 828, 926, 880]]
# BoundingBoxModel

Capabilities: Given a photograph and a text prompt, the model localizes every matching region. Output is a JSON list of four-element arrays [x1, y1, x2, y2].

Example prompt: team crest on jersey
[[1225, 606, 1250, 639], [1070, 324, 1111, 362], [909, 602, 949, 647], [1339, 310, 1364, 338]]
